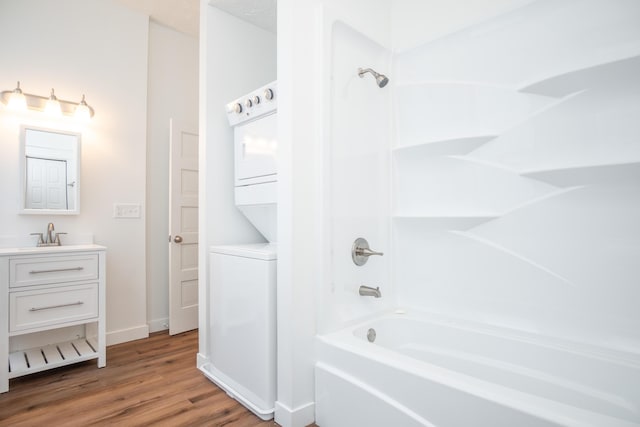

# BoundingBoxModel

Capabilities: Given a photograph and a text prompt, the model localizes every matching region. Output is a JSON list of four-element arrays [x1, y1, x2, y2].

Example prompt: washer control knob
[[252, 95, 261, 105], [264, 88, 274, 101], [233, 102, 243, 114], [245, 98, 253, 108]]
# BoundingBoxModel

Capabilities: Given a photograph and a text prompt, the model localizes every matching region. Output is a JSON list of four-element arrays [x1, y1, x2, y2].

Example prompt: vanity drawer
[[9, 283, 99, 332], [9, 254, 99, 288]]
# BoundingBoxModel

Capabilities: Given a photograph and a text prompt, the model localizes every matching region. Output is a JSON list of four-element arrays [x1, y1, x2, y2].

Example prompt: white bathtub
[[315, 310, 640, 426]]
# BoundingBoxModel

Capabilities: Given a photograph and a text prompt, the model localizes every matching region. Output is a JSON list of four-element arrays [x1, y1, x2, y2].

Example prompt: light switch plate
[[113, 203, 141, 218]]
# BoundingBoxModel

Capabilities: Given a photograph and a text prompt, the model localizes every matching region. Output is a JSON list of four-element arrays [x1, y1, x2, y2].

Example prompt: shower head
[[358, 68, 389, 88]]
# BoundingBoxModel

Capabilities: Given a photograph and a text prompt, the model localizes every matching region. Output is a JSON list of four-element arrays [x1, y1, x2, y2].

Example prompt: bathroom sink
[[17, 246, 67, 251], [1, 244, 105, 255]]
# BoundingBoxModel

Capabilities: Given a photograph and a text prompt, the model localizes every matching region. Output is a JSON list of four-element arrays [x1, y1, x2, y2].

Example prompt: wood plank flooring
[[0, 330, 297, 426]]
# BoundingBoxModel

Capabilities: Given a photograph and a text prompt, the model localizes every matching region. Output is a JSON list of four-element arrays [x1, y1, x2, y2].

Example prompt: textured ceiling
[[115, 0, 200, 37], [209, 0, 277, 34], [115, 0, 277, 37]]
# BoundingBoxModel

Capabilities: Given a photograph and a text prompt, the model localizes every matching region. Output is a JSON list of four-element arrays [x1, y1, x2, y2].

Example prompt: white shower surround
[[317, 18, 392, 334], [316, 0, 640, 425], [392, 0, 640, 350]]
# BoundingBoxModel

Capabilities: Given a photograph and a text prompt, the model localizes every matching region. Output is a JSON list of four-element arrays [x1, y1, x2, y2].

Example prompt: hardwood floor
[[0, 330, 289, 426]]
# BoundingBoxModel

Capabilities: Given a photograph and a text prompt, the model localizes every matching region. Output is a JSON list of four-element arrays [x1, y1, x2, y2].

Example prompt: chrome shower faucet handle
[[352, 237, 384, 266]]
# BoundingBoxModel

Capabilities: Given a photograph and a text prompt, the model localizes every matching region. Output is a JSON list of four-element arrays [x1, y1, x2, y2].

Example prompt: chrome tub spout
[[359, 285, 382, 298]]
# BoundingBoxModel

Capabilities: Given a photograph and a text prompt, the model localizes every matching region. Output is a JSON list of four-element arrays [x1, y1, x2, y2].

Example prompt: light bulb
[[44, 88, 62, 117], [7, 81, 27, 111], [74, 94, 91, 120]]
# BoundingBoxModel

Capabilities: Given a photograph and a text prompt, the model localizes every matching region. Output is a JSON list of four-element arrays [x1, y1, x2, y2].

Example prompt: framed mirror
[[20, 126, 81, 215]]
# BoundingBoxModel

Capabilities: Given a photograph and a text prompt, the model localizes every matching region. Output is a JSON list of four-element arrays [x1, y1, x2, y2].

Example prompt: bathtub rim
[[320, 308, 640, 368], [316, 308, 640, 427]]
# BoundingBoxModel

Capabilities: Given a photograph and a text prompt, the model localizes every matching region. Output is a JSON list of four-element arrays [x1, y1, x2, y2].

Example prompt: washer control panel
[[226, 81, 277, 127]]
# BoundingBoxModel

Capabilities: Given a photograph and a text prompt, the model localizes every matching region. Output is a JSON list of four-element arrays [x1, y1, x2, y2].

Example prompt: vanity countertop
[[0, 244, 106, 256]]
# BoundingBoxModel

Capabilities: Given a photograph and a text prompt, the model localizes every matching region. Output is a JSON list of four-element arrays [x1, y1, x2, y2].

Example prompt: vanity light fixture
[[44, 88, 62, 117], [1, 81, 95, 119], [6, 81, 27, 111], [74, 94, 92, 121]]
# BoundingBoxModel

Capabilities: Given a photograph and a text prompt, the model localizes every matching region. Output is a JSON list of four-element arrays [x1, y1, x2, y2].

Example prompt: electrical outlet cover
[[113, 203, 141, 218]]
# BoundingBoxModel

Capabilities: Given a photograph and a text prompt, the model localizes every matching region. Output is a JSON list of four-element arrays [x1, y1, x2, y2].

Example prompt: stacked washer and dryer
[[206, 82, 278, 420]]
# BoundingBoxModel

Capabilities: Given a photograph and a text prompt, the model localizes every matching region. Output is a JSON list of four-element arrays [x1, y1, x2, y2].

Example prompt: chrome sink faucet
[[359, 285, 382, 298], [31, 223, 66, 247], [47, 222, 55, 244]]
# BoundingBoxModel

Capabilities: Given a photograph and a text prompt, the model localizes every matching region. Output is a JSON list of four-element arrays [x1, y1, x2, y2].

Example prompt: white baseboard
[[148, 317, 169, 333], [275, 400, 315, 427], [106, 324, 149, 346], [197, 352, 209, 369]]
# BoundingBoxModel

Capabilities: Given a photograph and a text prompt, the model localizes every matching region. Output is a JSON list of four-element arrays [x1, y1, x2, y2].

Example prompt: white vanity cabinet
[[0, 245, 106, 393]]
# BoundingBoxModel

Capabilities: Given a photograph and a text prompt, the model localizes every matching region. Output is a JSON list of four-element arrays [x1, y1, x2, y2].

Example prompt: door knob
[[173, 235, 183, 243]]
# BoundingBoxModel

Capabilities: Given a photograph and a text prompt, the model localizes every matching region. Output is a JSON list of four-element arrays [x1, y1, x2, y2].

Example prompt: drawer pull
[[29, 267, 85, 274], [29, 301, 84, 312]]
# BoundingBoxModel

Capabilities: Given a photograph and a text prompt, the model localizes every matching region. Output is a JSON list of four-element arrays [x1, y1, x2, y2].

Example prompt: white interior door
[[169, 119, 199, 335]]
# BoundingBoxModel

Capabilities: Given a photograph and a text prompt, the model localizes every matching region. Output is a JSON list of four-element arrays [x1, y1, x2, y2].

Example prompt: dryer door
[[234, 112, 277, 186]]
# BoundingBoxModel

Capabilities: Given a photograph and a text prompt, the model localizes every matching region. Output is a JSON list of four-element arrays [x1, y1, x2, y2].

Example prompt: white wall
[[146, 21, 199, 332], [391, 0, 640, 352], [0, 0, 149, 345], [275, 2, 317, 423]]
